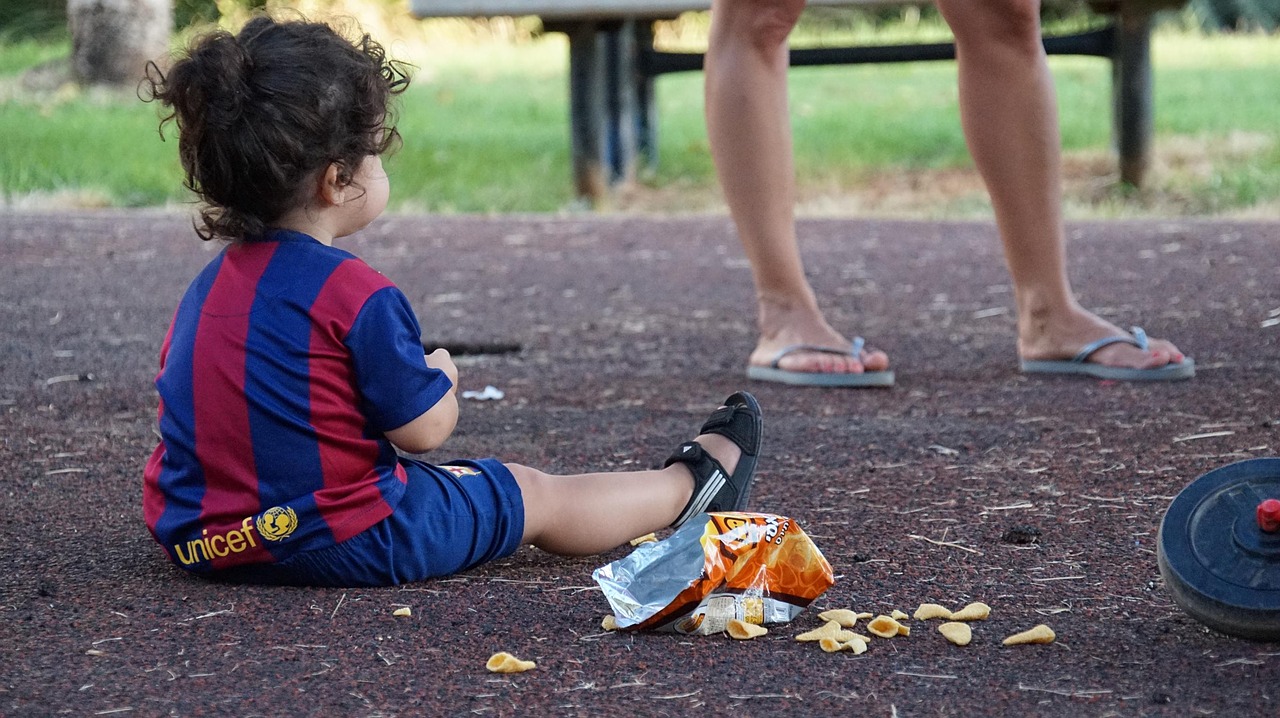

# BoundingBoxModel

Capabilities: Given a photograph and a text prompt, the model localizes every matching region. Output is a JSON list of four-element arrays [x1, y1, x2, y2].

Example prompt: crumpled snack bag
[[593, 512, 835, 635]]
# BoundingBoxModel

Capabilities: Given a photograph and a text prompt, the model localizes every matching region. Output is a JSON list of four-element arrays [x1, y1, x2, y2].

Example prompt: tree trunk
[[67, 0, 171, 86]]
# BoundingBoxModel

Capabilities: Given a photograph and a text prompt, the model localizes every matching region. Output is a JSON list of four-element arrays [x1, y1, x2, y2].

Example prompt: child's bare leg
[[508, 433, 741, 556]]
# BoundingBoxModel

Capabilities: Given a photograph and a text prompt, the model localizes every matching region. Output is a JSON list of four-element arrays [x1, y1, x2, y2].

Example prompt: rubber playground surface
[[1, 209, 1277, 717]]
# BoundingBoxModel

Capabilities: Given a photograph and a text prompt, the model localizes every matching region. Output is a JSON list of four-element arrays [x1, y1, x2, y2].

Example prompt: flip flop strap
[[768, 337, 867, 368], [1071, 326, 1149, 363]]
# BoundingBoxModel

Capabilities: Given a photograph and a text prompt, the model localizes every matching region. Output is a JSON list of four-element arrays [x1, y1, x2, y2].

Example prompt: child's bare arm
[[385, 348, 459, 453], [385, 393, 457, 453]]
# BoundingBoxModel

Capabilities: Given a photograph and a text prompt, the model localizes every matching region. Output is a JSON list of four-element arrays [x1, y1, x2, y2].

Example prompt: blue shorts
[[215, 458, 525, 587]]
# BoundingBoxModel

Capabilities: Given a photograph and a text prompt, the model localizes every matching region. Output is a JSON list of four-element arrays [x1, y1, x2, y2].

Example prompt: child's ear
[[316, 163, 346, 206]]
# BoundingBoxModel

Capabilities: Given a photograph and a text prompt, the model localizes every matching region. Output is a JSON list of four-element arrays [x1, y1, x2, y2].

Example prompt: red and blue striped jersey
[[143, 230, 452, 572]]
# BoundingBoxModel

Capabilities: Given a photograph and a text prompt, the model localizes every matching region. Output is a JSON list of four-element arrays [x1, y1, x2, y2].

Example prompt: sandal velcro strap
[[698, 404, 758, 455], [664, 441, 731, 528]]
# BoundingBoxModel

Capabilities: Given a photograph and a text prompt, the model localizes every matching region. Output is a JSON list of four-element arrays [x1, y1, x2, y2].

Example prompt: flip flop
[[1019, 326, 1195, 381], [664, 391, 763, 528], [746, 337, 895, 387]]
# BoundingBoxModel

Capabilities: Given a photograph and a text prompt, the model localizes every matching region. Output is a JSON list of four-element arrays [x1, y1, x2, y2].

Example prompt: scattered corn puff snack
[[601, 615, 618, 631], [1003, 624, 1055, 646], [629, 533, 658, 546], [867, 615, 905, 639], [938, 622, 972, 646], [818, 636, 845, 653], [949, 602, 991, 622], [819, 635, 869, 654], [795, 620, 844, 642], [392, 606, 412, 618], [727, 618, 768, 640], [890, 609, 909, 621], [914, 603, 952, 620], [486, 652, 536, 673], [817, 609, 861, 628]]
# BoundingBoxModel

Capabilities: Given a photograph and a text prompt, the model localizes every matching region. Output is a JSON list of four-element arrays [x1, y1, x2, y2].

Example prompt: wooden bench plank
[[413, 0, 1186, 19], [414, 0, 905, 20]]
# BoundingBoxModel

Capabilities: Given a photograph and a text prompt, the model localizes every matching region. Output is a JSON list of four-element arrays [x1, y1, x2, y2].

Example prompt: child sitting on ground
[[141, 16, 764, 587]]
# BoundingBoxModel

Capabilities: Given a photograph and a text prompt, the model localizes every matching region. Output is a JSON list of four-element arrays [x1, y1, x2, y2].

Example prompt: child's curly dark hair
[[144, 16, 410, 241]]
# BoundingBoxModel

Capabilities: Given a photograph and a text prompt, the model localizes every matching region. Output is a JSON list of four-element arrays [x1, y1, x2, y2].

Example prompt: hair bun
[[187, 31, 255, 130]]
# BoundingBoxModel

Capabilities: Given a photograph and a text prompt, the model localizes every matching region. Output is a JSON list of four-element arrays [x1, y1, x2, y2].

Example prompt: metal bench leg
[[1112, 8, 1155, 187], [633, 20, 659, 173], [564, 20, 646, 205], [605, 19, 640, 185], [566, 22, 610, 203]]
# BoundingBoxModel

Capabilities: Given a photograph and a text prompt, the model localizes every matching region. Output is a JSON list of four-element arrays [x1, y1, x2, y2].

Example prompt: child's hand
[[425, 347, 459, 390]]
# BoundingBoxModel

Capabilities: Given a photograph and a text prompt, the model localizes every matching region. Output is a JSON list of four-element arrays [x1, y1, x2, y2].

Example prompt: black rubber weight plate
[[1158, 457, 1280, 641]]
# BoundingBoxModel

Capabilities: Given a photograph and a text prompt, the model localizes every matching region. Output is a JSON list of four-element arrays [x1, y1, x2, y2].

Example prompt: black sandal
[[665, 391, 764, 528]]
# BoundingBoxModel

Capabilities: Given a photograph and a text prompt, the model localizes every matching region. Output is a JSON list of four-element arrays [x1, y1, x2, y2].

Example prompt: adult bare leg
[[706, 0, 890, 377], [935, 0, 1185, 370]]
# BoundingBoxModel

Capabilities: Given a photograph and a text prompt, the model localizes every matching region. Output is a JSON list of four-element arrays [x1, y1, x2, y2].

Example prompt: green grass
[[0, 94, 178, 207], [389, 40, 572, 212], [1, 26, 1277, 216], [0, 36, 66, 75]]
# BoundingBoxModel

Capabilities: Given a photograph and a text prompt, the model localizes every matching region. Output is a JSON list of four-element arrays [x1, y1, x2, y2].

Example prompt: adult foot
[[1017, 306, 1187, 370], [747, 298, 890, 375]]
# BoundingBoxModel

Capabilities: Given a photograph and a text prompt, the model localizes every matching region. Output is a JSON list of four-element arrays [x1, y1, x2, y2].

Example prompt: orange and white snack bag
[[593, 513, 835, 635]]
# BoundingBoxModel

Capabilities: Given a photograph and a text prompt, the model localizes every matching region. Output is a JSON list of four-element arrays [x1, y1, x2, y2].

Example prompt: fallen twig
[[908, 534, 983, 555], [45, 373, 94, 385], [654, 690, 701, 700], [1173, 431, 1236, 443], [1018, 684, 1113, 698], [1216, 657, 1265, 667], [187, 607, 233, 621], [984, 502, 1034, 511]]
